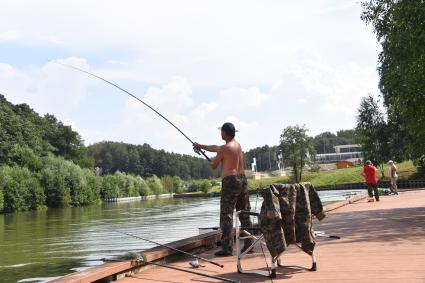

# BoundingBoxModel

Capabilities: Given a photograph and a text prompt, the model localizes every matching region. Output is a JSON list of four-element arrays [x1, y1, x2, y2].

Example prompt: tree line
[[243, 129, 357, 172], [0, 94, 219, 213], [87, 141, 219, 179]]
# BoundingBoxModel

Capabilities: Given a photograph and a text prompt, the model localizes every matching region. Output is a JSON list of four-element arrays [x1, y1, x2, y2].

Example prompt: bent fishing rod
[[54, 61, 211, 161], [116, 230, 224, 268]]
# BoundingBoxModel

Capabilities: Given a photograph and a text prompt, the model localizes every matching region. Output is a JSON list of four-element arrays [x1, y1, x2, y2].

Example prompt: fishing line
[[54, 61, 210, 161]]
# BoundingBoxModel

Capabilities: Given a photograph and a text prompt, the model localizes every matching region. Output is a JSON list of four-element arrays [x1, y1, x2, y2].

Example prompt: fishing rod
[[140, 259, 238, 283], [115, 230, 224, 268], [54, 61, 211, 161], [104, 253, 239, 283]]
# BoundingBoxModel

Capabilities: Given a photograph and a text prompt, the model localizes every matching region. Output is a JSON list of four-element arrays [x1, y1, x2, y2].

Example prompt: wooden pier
[[51, 189, 425, 283]]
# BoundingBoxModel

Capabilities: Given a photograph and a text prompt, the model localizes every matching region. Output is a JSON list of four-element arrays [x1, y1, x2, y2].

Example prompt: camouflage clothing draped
[[259, 186, 286, 257], [259, 182, 326, 257]]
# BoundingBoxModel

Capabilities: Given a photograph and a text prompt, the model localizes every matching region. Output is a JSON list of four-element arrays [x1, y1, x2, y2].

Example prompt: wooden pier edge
[[49, 230, 222, 283]]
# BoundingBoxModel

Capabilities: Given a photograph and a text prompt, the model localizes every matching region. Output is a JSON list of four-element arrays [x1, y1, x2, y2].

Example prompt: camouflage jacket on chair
[[260, 182, 326, 256], [259, 186, 286, 258]]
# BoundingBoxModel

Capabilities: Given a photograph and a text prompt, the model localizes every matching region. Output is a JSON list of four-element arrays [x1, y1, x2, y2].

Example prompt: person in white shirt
[[388, 160, 398, 195]]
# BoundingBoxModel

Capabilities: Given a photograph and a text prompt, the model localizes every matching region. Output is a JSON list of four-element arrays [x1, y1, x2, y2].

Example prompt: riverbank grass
[[206, 161, 419, 193]]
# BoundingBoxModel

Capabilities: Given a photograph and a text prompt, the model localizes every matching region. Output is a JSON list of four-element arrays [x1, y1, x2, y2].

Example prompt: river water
[[0, 190, 364, 283]]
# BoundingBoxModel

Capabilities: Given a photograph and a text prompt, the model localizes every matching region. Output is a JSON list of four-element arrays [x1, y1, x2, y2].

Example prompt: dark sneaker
[[214, 250, 232, 257]]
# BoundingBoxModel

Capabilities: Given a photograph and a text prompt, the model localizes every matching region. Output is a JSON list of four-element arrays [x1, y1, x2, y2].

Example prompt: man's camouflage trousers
[[220, 174, 252, 254]]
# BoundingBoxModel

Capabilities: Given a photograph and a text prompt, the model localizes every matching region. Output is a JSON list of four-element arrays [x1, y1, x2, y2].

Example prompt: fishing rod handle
[[199, 150, 211, 162], [208, 260, 224, 268]]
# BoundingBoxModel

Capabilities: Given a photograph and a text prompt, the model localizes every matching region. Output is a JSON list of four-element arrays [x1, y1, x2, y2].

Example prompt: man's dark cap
[[220, 122, 237, 137]]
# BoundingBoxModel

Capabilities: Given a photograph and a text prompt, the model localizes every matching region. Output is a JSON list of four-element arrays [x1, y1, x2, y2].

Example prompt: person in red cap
[[193, 122, 253, 256], [362, 160, 380, 202]]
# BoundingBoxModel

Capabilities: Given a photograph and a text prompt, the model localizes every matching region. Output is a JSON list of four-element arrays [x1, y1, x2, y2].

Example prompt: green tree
[[101, 174, 120, 199], [244, 145, 281, 171], [135, 176, 150, 196], [200, 180, 212, 193], [161, 175, 175, 193], [361, 0, 425, 167], [0, 188, 3, 212], [87, 141, 218, 179], [172, 176, 185, 193], [356, 95, 389, 178], [279, 125, 315, 183], [313, 132, 338, 154], [0, 165, 45, 212], [146, 175, 164, 195], [40, 167, 71, 207], [7, 144, 42, 171]]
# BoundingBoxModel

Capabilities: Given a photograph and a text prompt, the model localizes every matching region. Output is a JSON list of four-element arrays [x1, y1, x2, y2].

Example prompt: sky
[[0, 0, 381, 156]]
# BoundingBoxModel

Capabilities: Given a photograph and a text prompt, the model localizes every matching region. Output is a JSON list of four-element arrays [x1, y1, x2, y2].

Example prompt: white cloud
[[0, 57, 95, 120], [0, 30, 21, 42], [0, 1, 382, 154], [219, 87, 269, 108], [144, 77, 193, 111]]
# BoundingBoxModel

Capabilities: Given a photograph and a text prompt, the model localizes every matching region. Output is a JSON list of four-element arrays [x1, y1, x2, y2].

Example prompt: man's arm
[[238, 151, 245, 174], [193, 142, 221, 153], [210, 150, 223, 170]]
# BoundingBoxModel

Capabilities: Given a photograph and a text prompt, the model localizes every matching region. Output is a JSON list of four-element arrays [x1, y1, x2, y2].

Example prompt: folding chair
[[235, 210, 317, 279]]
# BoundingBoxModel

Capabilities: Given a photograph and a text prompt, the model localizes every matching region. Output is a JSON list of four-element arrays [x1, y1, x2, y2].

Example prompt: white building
[[315, 144, 362, 164]]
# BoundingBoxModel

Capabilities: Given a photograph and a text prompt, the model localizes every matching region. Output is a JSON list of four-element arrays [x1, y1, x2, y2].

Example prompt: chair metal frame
[[235, 210, 317, 279]]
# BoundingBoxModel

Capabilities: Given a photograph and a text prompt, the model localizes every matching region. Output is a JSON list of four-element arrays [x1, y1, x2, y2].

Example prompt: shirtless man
[[193, 122, 252, 256]]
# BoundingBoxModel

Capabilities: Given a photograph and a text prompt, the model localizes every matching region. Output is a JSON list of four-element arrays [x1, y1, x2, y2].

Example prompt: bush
[[125, 175, 140, 197], [66, 164, 88, 205], [147, 175, 164, 195], [187, 181, 200, 192], [40, 167, 71, 207], [41, 154, 99, 206], [135, 176, 151, 196], [101, 174, 120, 199], [7, 144, 42, 171], [0, 165, 45, 212], [85, 173, 102, 204], [416, 155, 425, 175], [113, 171, 142, 197], [173, 176, 185, 193], [161, 176, 174, 193], [0, 187, 4, 213], [309, 163, 321, 173], [200, 180, 212, 193]]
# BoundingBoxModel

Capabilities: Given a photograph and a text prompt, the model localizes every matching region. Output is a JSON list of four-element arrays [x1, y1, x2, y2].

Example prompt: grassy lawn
[[248, 161, 418, 189], [187, 161, 420, 194]]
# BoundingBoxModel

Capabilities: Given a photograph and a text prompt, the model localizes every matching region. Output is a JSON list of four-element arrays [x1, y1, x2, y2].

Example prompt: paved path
[[119, 190, 425, 283]]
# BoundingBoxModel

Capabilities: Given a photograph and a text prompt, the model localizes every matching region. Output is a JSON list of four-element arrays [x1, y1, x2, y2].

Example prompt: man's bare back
[[210, 139, 244, 178]]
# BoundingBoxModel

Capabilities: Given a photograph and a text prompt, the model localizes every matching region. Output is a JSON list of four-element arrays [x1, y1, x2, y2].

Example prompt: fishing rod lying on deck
[[141, 259, 239, 283], [116, 230, 224, 268], [54, 61, 211, 161], [104, 252, 239, 283]]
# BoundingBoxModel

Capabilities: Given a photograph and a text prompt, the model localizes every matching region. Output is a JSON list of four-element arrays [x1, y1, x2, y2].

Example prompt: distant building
[[315, 144, 362, 164], [334, 144, 361, 153]]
